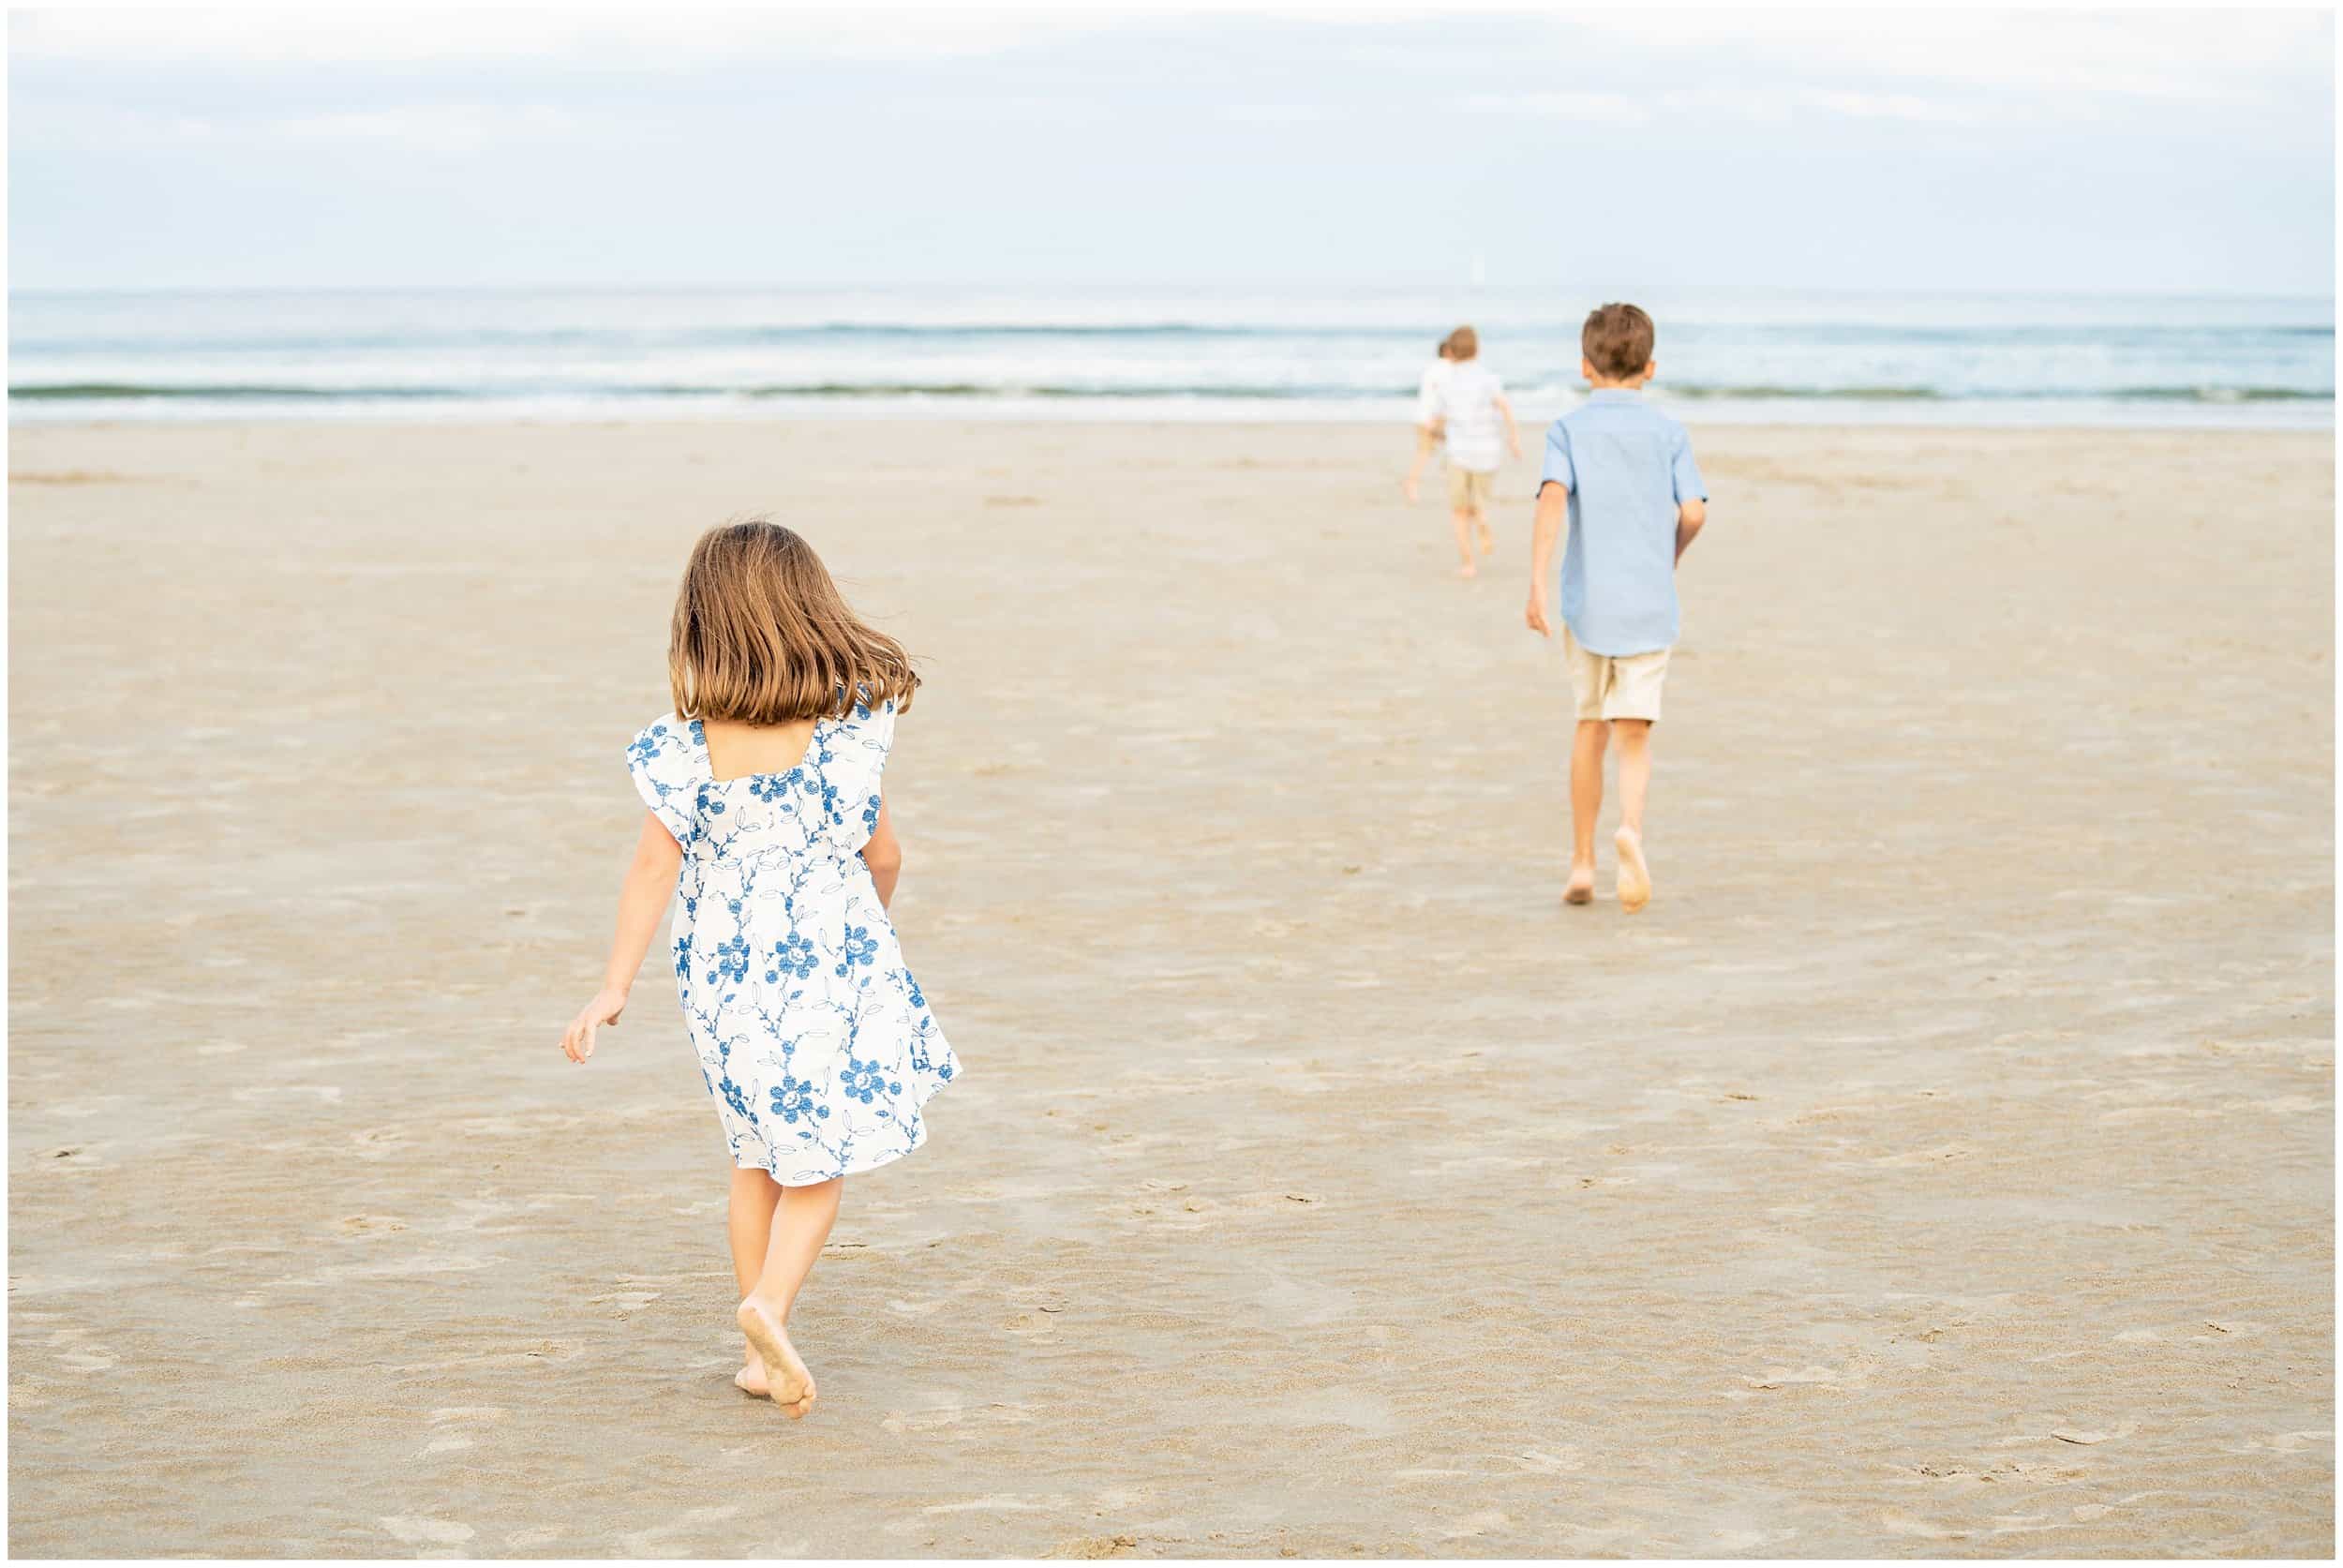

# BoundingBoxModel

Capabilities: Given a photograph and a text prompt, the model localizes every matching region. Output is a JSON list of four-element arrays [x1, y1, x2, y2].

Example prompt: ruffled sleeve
[[828, 694, 897, 837], [625, 715, 702, 846]]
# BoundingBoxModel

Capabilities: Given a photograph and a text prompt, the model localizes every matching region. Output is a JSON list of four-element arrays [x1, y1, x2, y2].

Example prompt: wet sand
[[7, 419, 2334, 1556]]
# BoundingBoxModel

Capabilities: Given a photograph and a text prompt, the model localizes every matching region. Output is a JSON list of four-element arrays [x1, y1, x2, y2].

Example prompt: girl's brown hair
[[668, 519, 918, 724]]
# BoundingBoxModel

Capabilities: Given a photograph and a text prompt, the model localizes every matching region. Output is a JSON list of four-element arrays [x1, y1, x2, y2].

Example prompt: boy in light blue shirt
[[1525, 302, 1708, 912]]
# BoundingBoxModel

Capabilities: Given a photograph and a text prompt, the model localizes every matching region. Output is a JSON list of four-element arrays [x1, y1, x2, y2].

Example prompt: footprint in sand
[[1438, 1509, 1510, 1540], [48, 1327, 116, 1374], [335, 1215, 408, 1237], [1741, 1364, 1861, 1392], [1044, 1534, 1138, 1560], [379, 1516, 473, 1547], [589, 1289, 661, 1314], [2192, 1320, 2265, 1340], [1870, 1142, 1974, 1167], [415, 1406, 505, 1458], [2050, 1423, 2137, 1445]]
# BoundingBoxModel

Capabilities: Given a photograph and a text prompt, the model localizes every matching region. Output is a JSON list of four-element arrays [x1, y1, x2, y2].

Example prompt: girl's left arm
[[560, 813, 684, 1063], [862, 798, 903, 909]]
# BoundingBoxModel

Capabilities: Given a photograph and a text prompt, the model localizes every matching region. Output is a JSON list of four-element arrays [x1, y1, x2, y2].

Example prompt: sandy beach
[[7, 417, 2333, 1557]]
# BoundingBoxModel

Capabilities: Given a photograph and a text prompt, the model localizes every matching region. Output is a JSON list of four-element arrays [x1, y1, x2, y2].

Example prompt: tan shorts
[[1445, 467, 1495, 513], [1564, 626, 1670, 722]]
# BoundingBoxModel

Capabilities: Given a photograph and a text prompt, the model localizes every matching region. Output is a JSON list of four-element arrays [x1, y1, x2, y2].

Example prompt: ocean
[[8, 286, 2333, 427]]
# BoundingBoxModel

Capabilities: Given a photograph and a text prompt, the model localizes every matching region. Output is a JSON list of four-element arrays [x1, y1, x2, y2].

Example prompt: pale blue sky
[[9, 8, 2336, 294]]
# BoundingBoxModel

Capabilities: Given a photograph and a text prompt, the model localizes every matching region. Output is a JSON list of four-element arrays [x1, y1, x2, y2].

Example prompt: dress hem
[[722, 1067, 958, 1186]]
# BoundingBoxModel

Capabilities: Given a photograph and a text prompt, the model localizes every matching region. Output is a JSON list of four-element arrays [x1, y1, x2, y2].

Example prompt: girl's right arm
[[862, 798, 903, 910], [560, 812, 684, 1063]]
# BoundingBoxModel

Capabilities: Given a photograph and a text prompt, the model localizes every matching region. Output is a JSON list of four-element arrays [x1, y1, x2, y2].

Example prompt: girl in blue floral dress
[[560, 519, 958, 1418]]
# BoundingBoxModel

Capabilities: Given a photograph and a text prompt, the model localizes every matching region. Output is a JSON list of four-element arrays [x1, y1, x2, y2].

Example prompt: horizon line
[[11, 280, 2336, 304]]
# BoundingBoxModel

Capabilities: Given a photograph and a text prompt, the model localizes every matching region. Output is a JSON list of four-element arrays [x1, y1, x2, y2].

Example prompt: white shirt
[[1427, 360, 1506, 471]]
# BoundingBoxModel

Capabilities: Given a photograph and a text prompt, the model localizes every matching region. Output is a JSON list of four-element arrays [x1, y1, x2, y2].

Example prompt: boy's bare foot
[[737, 1296, 816, 1417], [1458, 560, 1478, 579], [1615, 827, 1651, 912], [1563, 867, 1595, 905]]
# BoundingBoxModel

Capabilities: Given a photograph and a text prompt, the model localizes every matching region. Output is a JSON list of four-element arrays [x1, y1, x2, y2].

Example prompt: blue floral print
[[707, 933, 750, 985], [625, 697, 958, 1183], [840, 1055, 901, 1104], [719, 1074, 754, 1122], [769, 1074, 829, 1125], [835, 925, 878, 977], [766, 932, 818, 982]]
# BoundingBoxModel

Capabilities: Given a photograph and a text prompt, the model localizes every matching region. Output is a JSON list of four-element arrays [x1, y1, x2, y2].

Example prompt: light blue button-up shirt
[[1539, 390, 1708, 656]]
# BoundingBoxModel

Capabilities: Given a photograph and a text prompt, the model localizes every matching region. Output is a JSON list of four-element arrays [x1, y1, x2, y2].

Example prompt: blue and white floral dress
[[627, 698, 957, 1184]]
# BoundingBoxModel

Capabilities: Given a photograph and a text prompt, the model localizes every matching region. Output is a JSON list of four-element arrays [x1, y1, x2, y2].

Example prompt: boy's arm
[[1496, 393, 1522, 460], [1669, 429, 1709, 563], [1524, 481, 1568, 636], [560, 813, 684, 1063], [1675, 498, 1707, 563]]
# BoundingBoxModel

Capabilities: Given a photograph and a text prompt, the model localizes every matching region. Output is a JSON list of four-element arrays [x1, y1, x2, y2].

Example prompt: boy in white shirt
[[1403, 325, 1521, 578]]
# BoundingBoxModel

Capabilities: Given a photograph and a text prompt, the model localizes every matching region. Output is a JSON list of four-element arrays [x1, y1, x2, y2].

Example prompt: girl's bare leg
[[726, 1167, 783, 1393], [737, 1176, 843, 1417]]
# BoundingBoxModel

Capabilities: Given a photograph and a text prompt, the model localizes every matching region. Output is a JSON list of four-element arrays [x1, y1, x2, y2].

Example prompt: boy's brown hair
[[1444, 324, 1479, 360], [668, 519, 918, 724], [1582, 303, 1655, 381]]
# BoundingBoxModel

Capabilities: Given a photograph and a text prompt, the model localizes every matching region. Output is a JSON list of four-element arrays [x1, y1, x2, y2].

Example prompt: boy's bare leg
[[739, 1176, 843, 1417], [1567, 720, 1607, 903], [1475, 504, 1495, 555], [1612, 718, 1653, 911], [1451, 507, 1478, 577], [726, 1167, 783, 1393]]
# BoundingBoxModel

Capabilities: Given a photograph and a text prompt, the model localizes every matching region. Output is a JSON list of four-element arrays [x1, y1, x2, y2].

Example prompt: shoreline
[[8, 408, 2337, 436]]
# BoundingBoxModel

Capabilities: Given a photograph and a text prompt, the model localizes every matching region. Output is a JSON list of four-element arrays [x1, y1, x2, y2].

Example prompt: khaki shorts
[[1564, 626, 1670, 723], [1445, 467, 1495, 513]]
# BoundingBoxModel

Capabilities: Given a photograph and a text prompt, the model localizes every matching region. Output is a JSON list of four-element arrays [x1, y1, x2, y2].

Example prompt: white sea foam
[[9, 285, 2332, 426]]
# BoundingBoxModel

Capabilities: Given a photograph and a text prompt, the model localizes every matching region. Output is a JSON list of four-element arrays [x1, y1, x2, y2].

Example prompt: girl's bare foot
[[1563, 867, 1595, 905], [734, 1347, 770, 1396], [1615, 827, 1651, 912], [737, 1296, 816, 1417]]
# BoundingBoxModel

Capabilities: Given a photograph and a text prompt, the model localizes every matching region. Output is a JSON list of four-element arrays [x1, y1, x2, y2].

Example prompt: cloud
[[1460, 92, 1650, 125], [1564, 9, 2334, 104], [11, 97, 584, 155], [7, 8, 1112, 66], [1218, 103, 1337, 126]]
